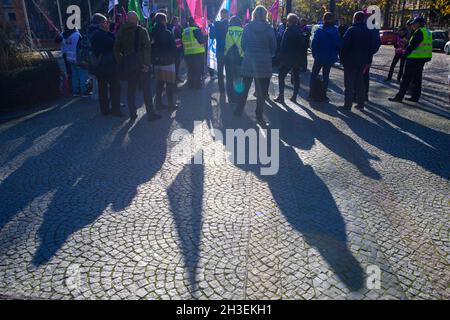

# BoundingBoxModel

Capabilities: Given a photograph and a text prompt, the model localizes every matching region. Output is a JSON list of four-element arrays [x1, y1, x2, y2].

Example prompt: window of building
[[8, 12, 16, 21]]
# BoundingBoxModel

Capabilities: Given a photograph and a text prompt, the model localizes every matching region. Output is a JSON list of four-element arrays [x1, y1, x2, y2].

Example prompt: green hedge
[[0, 59, 60, 111]]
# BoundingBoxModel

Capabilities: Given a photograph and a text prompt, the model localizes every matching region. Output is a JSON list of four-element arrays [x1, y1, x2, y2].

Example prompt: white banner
[[108, 0, 118, 13], [142, 0, 150, 19]]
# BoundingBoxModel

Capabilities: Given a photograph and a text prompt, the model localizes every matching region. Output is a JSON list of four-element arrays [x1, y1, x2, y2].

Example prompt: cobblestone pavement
[[0, 47, 449, 300]]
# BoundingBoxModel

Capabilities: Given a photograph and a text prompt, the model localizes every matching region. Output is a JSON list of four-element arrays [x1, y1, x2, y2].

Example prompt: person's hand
[[142, 64, 150, 73]]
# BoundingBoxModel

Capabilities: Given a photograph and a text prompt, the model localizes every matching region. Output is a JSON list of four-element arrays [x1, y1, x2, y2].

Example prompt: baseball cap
[[411, 16, 425, 25]]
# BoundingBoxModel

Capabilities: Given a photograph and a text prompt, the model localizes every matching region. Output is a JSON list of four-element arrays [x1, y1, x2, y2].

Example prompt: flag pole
[[56, 0, 64, 31], [21, 0, 32, 46], [87, 0, 92, 18]]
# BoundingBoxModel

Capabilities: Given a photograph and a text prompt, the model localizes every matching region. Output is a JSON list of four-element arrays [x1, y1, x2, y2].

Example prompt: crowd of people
[[55, 5, 433, 127]]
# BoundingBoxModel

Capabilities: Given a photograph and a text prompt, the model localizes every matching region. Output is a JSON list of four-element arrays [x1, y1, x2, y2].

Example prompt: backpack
[[76, 34, 97, 72], [311, 76, 327, 102]]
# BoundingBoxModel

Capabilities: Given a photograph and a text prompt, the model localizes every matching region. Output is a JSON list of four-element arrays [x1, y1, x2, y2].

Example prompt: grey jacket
[[241, 21, 277, 78]]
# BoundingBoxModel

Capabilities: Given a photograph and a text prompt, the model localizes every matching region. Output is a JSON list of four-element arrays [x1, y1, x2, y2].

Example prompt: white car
[[445, 41, 450, 55]]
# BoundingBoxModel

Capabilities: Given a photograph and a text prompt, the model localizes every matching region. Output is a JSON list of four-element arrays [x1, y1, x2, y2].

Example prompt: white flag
[[142, 0, 150, 19], [108, 0, 118, 13]]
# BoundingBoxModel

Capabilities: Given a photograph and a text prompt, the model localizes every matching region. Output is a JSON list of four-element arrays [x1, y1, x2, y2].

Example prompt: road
[[0, 46, 448, 300]]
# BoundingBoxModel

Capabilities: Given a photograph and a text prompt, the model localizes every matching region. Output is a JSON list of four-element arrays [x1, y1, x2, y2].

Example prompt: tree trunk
[[383, 0, 392, 28], [286, 0, 292, 15]]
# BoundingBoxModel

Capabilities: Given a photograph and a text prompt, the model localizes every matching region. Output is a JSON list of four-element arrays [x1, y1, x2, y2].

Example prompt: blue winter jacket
[[311, 25, 341, 65]]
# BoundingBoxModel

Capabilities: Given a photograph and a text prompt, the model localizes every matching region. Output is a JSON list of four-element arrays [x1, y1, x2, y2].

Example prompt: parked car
[[445, 40, 450, 55], [380, 30, 396, 45], [432, 30, 449, 51]]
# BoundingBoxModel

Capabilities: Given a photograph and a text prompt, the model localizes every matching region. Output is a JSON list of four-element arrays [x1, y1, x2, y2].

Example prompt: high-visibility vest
[[408, 27, 433, 60], [224, 26, 244, 58], [182, 27, 205, 55]]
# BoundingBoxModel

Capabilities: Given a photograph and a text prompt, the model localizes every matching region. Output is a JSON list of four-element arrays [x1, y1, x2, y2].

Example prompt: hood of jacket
[[62, 28, 77, 39], [87, 25, 101, 38], [246, 20, 272, 33]]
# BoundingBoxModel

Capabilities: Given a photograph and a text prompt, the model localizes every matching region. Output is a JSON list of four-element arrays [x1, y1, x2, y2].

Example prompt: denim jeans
[[70, 63, 89, 95]]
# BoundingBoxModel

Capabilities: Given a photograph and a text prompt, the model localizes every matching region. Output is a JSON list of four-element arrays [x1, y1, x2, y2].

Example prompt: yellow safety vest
[[224, 26, 244, 58], [408, 27, 432, 60], [182, 27, 205, 55]]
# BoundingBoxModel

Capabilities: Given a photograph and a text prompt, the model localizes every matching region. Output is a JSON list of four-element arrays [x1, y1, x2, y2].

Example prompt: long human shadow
[[0, 98, 84, 167], [336, 102, 450, 180], [167, 157, 204, 296], [0, 110, 113, 236], [368, 102, 450, 153], [213, 99, 365, 292], [162, 79, 217, 295], [31, 114, 173, 266], [266, 98, 381, 180]]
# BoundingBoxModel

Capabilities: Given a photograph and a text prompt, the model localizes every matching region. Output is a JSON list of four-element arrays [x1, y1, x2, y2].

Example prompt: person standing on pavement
[[384, 27, 408, 83], [211, 9, 230, 95], [338, 18, 348, 39], [151, 13, 178, 112], [339, 11, 374, 111], [299, 18, 311, 72], [234, 6, 277, 128], [358, 11, 381, 103], [62, 27, 89, 97], [389, 17, 432, 103], [308, 12, 341, 102], [89, 13, 123, 117], [168, 16, 184, 83], [114, 11, 161, 121], [274, 13, 308, 105], [55, 28, 75, 93], [182, 17, 207, 89], [224, 16, 244, 104]]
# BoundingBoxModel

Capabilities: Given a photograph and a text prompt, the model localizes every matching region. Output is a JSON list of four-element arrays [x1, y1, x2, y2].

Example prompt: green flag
[[128, 0, 144, 22]]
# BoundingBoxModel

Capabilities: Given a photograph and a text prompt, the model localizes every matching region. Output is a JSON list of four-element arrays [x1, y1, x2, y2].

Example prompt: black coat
[[341, 22, 373, 67], [279, 25, 308, 68], [151, 24, 177, 66], [88, 26, 115, 58], [211, 19, 229, 56]]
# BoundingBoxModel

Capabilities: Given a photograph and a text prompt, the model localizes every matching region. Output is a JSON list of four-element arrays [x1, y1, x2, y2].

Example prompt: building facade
[[1, 0, 27, 38], [388, 0, 444, 29]]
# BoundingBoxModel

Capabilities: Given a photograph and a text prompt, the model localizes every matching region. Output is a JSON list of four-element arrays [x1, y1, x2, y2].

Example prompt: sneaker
[[256, 117, 270, 128], [405, 97, 419, 103], [168, 104, 179, 112], [148, 113, 162, 121], [388, 97, 403, 103], [274, 96, 285, 104], [338, 105, 352, 111], [355, 104, 365, 110]]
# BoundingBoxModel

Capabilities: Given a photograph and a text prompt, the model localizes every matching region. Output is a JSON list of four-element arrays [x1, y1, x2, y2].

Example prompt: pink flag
[[230, 0, 237, 16], [269, 0, 279, 23], [245, 8, 250, 21], [177, 0, 185, 11], [186, 0, 203, 26]]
